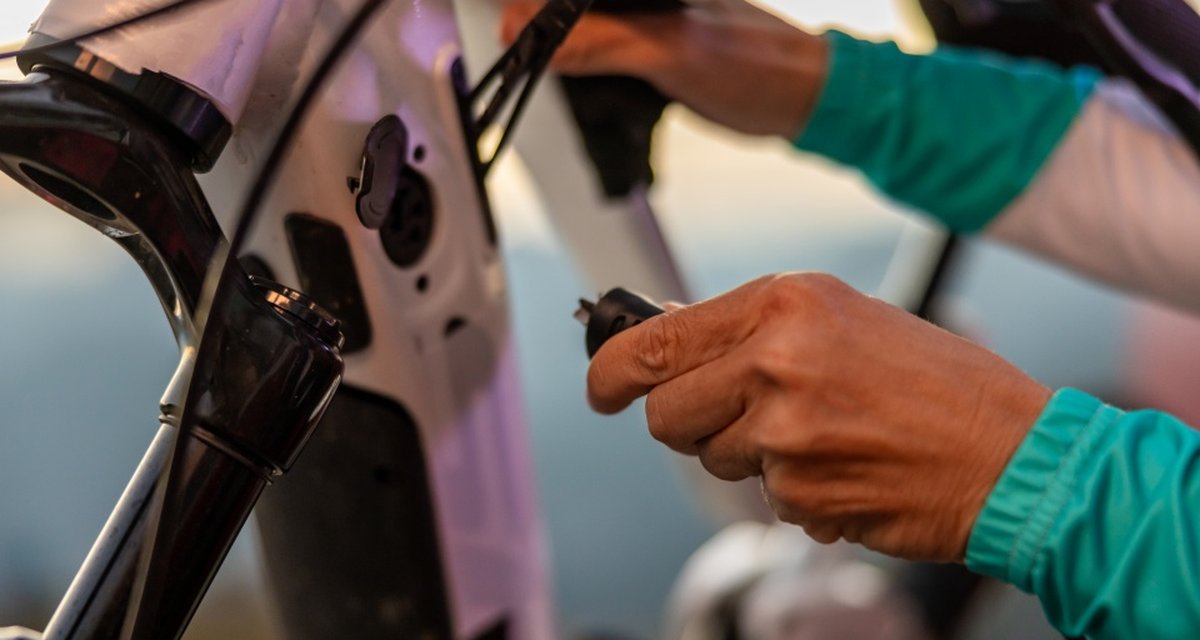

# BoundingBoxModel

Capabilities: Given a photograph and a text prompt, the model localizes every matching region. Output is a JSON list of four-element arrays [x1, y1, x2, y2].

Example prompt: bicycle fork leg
[[41, 425, 175, 640], [41, 275, 345, 640]]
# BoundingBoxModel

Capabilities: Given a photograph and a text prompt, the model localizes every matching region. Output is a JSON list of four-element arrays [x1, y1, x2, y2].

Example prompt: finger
[[501, 2, 682, 78], [694, 406, 765, 482], [801, 522, 842, 545], [643, 350, 753, 453], [587, 279, 769, 413]]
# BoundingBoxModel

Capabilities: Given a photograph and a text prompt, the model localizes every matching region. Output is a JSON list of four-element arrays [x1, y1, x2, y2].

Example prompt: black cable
[[484, 64, 544, 171], [0, 0, 210, 61], [470, 0, 594, 172]]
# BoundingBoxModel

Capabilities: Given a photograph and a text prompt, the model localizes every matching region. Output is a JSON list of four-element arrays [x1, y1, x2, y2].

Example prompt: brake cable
[[468, 0, 595, 176]]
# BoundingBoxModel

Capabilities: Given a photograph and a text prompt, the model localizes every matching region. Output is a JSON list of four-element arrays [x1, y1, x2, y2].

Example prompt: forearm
[[794, 32, 1100, 233], [967, 390, 1200, 639], [795, 34, 1200, 311]]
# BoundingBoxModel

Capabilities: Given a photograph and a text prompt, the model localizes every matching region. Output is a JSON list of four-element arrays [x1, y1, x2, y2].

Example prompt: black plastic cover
[[561, 0, 686, 198], [585, 287, 666, 358], [255, 386, 453, 640], [286, 214, 374, 353]]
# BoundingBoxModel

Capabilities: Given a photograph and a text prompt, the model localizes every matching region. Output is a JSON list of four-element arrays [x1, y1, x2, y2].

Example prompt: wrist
[[793, 31, 879, 148], [965, 389, 1109, 580], [953, 373, 1053, 561], [778, 29, 830, 139]]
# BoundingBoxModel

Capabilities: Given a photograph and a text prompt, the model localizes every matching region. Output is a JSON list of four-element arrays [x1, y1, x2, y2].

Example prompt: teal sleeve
[[966, 388, 1200, 639], [794, 32, 1101, 232]]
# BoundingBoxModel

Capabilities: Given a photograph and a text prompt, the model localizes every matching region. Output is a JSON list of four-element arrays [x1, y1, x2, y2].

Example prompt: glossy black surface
[[19, 40, 232, 172], [38, 275, 343, 640], [0, 67, 344, 639], [0, 69, 225, 343], [287, 213, 374, 353], [378, 166, 437, 268], [584, 288, 665, 359], [355, 115, 409, 230], [125, 272, 344, 639]]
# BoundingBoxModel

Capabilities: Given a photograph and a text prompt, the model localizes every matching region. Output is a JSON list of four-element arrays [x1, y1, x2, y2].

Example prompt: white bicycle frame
[[14, 0, 699, 637]]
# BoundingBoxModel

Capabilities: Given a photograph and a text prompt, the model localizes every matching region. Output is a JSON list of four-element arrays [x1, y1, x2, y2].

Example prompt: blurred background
[[3, 1, 1200, 639]]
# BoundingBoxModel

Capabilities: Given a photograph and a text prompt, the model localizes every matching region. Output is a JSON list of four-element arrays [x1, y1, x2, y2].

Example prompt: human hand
[[500, 0, 830, 138], [587, 273, 1051, 562]]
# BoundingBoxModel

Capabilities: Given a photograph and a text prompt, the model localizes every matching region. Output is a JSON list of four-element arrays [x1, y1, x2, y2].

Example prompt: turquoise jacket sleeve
[[967, 389, 1200, 639], [794, 32, 1101, 232]]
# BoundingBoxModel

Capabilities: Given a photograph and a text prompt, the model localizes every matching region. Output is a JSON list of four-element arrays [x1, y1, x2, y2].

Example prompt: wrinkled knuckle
[[759, 273, 806, 310], [764, 273, 848, 310], [804, 272, 850, 296], [751, 339, 799, 381], [634, 317, 680, 379]]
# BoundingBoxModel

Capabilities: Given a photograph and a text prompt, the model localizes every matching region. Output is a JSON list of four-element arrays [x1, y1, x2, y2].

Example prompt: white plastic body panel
[[31, 0, 289, 121]]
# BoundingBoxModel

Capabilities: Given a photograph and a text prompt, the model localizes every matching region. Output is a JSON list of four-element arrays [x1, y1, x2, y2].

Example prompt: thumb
[[500, 2, 681, 79]]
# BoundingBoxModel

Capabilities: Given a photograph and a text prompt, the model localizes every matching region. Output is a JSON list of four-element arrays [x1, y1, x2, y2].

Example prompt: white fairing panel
[[29, 0, 555, 637], [31, 0, 288, 121]]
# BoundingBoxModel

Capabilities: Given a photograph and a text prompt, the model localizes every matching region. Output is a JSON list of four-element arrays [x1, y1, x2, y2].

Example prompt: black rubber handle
[[560, 0, 687, 198], [585, 288, 667, 358]]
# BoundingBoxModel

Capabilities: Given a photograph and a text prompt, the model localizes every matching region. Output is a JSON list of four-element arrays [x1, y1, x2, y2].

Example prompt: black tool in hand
[[575, 288, 666, 358]]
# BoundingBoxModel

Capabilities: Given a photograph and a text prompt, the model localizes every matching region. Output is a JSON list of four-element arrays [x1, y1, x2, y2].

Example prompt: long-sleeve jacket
[[793, 32, 1200, 639]]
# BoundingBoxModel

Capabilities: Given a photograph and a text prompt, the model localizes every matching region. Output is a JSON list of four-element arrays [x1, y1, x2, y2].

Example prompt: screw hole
[[413, 145, 426, 163], [416, 275, 430, 293]]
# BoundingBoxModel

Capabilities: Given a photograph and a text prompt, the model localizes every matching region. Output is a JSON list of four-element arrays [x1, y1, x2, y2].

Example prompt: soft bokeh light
[[0, 0, 46, 80], [0, 0, 45, 45]]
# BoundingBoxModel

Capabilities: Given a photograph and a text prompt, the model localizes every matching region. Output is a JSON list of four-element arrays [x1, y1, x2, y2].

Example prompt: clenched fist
[[587, 273, 1051, 562]]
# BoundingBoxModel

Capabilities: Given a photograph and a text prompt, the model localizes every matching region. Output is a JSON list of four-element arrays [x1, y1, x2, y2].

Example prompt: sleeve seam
[[1008, 402, 1107, 585]]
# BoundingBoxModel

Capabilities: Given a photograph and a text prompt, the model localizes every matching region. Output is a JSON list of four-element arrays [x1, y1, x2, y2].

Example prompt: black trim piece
[[285, 214, 373, 354], [255, 385, 454, 639]]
